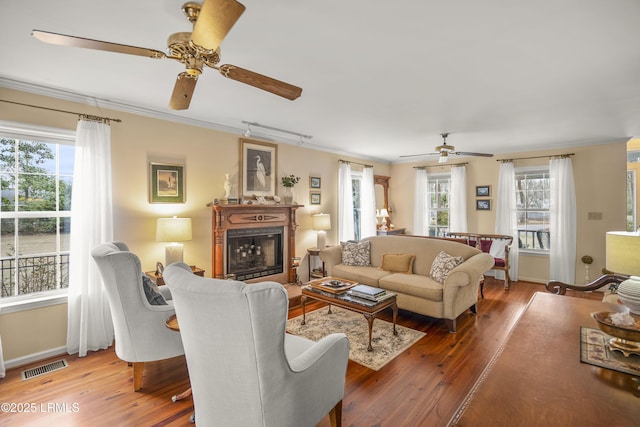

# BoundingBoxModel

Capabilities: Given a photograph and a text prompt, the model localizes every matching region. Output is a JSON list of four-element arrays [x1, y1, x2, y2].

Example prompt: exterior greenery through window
[[428, 175, 450, 237], [0, 136, 74, 300], [515, 169, 550, 251]]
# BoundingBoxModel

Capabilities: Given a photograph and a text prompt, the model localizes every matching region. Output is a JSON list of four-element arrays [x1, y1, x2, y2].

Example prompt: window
[[428, 174, 450, 237], [0, 124, 74, 303], [515, 168, 550, 251], [351, 172, 362, 241]]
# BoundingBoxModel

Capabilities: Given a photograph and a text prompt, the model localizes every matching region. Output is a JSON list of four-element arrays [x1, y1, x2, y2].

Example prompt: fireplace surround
[[208, 203, 301, 283]]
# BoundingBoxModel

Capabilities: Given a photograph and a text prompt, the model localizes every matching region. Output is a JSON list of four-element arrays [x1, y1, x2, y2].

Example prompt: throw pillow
[[430, 251, 464, 284], [341, 240, 372, 266], [489, 239, 509, 259], [381, 253, 415, 274], [141, 273, 167, 305]]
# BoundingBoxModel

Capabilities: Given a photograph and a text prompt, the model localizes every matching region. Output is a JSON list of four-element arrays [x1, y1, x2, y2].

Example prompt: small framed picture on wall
[[149, 162, 185, 203], [476, 185, 491, 197], [310, 192, 321, 205], [476, 199, 491, 211], [310, 176, 321, 189]]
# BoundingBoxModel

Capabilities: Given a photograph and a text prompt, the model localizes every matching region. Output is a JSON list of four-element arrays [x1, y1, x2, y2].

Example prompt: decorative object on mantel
[[281, 174, 300, 204], [156, 216, 192, 265], [581, 255, 593, 283], [606, 231, 640, 314], [312, 213, 331, 249]]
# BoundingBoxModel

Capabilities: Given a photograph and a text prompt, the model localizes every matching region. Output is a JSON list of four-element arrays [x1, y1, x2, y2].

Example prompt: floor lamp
[[156, 216, 192, 266]]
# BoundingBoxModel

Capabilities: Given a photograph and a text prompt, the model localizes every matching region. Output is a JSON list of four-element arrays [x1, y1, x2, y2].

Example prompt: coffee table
[[301, 277, 398, 351]]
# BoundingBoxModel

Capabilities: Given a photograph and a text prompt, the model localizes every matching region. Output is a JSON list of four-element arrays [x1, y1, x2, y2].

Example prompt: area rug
[[286, 306, 425, 371]]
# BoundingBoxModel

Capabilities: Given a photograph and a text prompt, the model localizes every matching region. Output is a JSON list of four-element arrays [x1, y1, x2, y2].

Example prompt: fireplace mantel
[[208, 203, 302, 283]]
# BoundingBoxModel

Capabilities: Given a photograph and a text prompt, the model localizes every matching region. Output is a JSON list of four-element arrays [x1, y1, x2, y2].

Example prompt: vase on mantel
[[282, 187, 294, 204]]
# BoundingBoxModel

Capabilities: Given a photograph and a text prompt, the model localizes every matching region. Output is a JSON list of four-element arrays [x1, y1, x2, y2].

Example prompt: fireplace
[[208, 203, 301, 283], [226, 226, 283, 281]]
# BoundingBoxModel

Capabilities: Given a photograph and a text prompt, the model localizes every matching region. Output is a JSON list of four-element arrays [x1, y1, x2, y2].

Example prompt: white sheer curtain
[[67, 120, 114, 357], [449, 165, 468, 232], [549, 157, 576, 283], [360, 167, 377, 239], [495, 162, 519, 281], [413, 168, 428, 235], [0, 319, 4, 378], [338, 162, 355, 242]]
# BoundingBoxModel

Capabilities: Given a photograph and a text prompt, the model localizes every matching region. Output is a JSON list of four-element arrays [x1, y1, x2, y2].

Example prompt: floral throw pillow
[[341, 240, 372, 266], [430, 251, 464, 284]]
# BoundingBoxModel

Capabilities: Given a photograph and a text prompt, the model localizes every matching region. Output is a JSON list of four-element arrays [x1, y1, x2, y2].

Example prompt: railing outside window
[[0, 254, 69, 298]]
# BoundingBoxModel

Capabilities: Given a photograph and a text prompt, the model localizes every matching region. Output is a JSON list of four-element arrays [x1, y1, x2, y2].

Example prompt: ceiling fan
[[32, 0, 302, 110], [400, 133, 494, 163]]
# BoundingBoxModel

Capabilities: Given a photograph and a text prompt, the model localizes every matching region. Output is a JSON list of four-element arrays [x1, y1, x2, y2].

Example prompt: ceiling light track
[[241, 120, 313, 142]]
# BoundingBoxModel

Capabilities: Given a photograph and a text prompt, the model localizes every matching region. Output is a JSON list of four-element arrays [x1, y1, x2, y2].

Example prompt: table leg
[[301, 295, 307, 325], [392, 302, 398, 336], [327, 304, 332, 314], [364, 314, 375, 352]]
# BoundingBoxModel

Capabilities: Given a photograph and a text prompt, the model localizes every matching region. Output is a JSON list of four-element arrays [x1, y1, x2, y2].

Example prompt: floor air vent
[[21, 359, 68, 380]]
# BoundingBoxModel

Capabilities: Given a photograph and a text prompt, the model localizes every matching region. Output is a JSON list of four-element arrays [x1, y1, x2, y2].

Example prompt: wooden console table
[[449, 292, 640, 426]]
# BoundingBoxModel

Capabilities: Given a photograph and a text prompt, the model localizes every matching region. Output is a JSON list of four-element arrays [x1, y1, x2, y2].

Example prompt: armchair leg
[[445, 318, 457, 333], [329, 400, 342, 427], [133, 362, 144, 392]]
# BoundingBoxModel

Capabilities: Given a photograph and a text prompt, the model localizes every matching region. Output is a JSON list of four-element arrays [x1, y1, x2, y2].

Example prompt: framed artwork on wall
[[310, 176, 321, 189], [476, 199, 491, 211], [310, 192, 321, 205], [476, 185, 491, 197], [240, 138, 278, 198], [149, 162, 185, 203]]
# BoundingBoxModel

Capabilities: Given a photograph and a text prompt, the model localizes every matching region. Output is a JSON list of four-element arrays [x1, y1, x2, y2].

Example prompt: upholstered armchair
[[163, 263, 350, 427], [91, 242, 184, 391]]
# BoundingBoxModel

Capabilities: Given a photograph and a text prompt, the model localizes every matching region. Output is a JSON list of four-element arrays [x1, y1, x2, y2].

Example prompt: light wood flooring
[[0, 278, 600, 426]]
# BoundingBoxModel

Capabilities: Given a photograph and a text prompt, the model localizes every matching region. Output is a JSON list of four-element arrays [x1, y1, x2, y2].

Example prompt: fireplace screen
[[227, 226, 283, 281]]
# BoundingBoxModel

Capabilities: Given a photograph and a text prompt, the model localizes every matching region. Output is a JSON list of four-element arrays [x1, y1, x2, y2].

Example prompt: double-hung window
[[515, 168, 550, 251], [351, 171, 362, 241], [428, 174, 450, 237], [0, 122, 75, 305]]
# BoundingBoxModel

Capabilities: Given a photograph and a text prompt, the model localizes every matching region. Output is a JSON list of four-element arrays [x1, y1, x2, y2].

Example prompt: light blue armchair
[[164, 263, 350, 427]]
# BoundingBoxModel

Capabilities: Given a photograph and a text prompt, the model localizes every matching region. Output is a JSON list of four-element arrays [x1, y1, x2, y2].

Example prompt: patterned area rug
[[286, 306, 425, 371]]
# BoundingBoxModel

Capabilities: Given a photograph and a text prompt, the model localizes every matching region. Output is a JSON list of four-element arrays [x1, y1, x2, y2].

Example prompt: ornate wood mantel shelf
[[207, 203, 303, 284]]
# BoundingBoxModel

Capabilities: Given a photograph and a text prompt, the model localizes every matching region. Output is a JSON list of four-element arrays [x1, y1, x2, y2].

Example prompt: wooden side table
[[376, 228, 406, 235], [145, 265, 205, 286], [307, 248, 326, 279]]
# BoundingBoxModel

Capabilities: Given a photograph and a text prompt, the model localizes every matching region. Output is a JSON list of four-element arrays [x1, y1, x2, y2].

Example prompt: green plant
[[281, 174, 300, 188]]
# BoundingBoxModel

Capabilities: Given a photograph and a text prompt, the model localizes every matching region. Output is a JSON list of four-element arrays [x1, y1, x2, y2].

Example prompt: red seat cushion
[[479, 240, 492, 253], [493, 257, 506, 267]]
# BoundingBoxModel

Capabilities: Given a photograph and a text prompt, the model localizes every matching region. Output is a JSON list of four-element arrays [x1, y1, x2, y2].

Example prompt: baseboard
[[4, 346, 68, 370]]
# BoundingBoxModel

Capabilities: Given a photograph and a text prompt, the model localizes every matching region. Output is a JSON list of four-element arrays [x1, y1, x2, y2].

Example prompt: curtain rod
[[338, 159, 373, 168], [497, 153, 574, 162], [0, 99, 122, 123], [413, 162, 468, 169]]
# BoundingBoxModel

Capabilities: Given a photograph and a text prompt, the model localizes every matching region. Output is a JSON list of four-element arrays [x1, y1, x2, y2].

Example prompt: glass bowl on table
[[592, 311, 640, 357]]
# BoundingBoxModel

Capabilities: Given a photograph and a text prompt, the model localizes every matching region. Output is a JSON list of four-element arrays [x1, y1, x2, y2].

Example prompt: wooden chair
[[546, 273, 628, 304]]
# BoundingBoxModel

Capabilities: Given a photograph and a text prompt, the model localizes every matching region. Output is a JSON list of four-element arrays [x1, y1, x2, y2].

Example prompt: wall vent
[[21, 359, 68, 380]]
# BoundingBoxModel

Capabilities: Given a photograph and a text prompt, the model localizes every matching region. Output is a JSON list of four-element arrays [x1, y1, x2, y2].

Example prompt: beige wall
[[389, 143, 628, 283], [0, 87, 390, 363]]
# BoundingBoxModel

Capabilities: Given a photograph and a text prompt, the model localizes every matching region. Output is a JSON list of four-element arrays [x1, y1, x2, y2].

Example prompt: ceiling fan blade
[[32, 30, 166, 59], [169, 72, 198, 110], [218, 65, 302, 100], [191, 0, 246, 52], [399, 152, 439, 158], [454, 151, 494, 157]]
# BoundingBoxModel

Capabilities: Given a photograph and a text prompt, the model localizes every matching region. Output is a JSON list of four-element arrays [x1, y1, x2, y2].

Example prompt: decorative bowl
[[593, 311, 640, 357]]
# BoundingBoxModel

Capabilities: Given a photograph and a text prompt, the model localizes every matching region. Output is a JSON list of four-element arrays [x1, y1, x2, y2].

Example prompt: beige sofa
[[319, 235, 494, 332]]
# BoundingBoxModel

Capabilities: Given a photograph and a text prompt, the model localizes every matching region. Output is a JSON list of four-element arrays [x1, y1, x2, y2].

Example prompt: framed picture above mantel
[[240, 138, 277, 199]]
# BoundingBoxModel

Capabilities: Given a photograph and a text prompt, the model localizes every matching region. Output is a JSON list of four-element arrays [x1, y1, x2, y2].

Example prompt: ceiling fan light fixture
[[438, 151, 448, 163]]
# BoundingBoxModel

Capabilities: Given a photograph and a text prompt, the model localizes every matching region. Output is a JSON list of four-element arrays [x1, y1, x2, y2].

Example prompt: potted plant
[[281, 174, 300, 204]]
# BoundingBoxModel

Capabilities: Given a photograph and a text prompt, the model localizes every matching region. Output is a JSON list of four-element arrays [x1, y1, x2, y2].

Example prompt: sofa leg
[[329, 400, 342, 427], [446, 318, 457, 333]]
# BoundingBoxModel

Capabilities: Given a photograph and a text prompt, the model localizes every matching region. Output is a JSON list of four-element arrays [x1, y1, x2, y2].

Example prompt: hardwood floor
[[1, 278, 600, 427]]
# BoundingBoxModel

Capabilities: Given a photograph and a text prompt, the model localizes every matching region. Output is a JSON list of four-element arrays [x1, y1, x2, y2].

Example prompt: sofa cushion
[[479, 240, 493, 253], [430, 251, 464, 284], [379, 273, 443, 302], [332, 264, 391, 286], [141, 273, 167, 305], [380, 253, 415, 274], [489, 239, 509, 258], [341, 240, 372, 266]]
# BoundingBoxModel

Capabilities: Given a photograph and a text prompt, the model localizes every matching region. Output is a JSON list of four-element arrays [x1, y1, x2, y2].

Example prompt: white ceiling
[[1, 0, 639, 162]]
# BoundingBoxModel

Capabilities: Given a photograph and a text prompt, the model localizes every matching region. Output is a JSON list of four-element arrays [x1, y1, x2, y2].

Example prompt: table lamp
[[156, 216, 192, 266], [378, 208, 390, 231], [606, 231, 640, 314], [312, 213, 331, 249]]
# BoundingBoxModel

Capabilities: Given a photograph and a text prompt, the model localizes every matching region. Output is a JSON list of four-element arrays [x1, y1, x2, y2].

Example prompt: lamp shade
[[606, 231, 640, 276], [312, 213, 331, 231], [156, 217, 192, 242], [379, 209, 389, 218]]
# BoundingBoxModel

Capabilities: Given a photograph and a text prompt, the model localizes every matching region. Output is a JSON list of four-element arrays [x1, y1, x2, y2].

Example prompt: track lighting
[[241, 120, 312, 142], [244, 124, 252, 137]]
